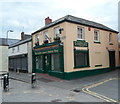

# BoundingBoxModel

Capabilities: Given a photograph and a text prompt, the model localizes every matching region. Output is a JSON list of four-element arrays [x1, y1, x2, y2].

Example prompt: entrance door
[[44, 54, 51, 73], [109, 51, 116, 69]]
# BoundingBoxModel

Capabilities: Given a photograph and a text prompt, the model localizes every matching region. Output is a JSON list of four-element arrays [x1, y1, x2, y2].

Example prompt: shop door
[[109, 51, 116, 69], [44, 54, 50, 73]]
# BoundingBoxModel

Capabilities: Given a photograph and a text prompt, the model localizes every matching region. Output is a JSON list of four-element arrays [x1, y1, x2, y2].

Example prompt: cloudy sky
[[0, 0, 119, 39]]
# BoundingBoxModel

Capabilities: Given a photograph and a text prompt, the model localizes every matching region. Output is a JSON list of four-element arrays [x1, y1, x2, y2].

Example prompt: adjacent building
[[0, 38, 19, 75], [8, 32, 32, 73], [32, 15, 120, 79]]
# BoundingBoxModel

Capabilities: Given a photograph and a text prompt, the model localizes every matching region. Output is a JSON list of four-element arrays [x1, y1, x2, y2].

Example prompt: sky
[[0, 0, 119, 40]]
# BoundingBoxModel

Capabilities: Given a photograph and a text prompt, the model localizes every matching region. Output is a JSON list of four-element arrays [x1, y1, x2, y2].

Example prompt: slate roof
[[32, 15, 118, 34], [0, 38, 20, 46], [9, 37, 32, 48]]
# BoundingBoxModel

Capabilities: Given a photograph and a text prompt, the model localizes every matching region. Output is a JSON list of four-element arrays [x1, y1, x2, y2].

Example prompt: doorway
[[44, 54, 51, 73], [109, 51, 116, 69]]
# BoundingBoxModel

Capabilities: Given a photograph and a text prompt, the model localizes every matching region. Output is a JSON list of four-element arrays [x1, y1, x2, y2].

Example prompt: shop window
[[94, 30, 100, 42], [51, 53, 61, 71], [77, 27, 84, 40], [36, 55, 43, 70], [74, 50, 89, 68]]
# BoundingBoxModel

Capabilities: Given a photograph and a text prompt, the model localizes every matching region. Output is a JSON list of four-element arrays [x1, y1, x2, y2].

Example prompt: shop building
[[8, 32, 32, 73], [32, 15, 120, 79]]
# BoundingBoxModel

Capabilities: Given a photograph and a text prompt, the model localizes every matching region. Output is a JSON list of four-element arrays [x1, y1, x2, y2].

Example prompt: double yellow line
[[82, 78, 119, 102]]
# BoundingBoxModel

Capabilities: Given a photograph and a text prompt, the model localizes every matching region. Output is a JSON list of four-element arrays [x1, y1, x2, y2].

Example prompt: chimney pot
[[45, 17, 52, 25], [21, 32, 24, 40]]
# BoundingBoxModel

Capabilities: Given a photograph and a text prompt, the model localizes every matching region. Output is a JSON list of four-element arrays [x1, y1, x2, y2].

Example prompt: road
[[1, 69, 120, 103]]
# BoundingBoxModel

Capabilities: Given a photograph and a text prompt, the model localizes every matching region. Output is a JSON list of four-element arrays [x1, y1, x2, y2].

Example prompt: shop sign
[[35, 49, 59, 55], [74, 40, 88, 47]]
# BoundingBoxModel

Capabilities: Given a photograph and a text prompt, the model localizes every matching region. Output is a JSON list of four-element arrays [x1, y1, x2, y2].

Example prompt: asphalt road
[[2, 79, 103, 102], [89, 78, 119, 102], [2, 69, 120, 103]]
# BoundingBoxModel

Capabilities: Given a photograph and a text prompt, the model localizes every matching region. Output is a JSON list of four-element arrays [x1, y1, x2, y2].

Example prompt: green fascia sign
[[74, 40, 88, 47], [34, 46, 63, 55]]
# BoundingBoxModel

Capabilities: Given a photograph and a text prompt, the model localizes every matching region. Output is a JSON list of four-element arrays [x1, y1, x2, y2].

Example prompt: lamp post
[[6, 30, 13, 45]]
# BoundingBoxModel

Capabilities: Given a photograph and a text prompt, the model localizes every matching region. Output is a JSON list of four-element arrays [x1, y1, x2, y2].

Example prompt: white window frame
[[44, 31, 48, 41], [12, 47, 15, 53], [94, 30, 100, 42], [54, 27, 60, 38], [36, 34, 39, 43], [77, 27, 84, 40], [17, 46, 19, 52], [109, 33, 112, 43]]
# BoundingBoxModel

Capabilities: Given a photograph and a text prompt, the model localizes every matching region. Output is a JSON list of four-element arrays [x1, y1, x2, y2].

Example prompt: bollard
[[31, 73, 36, 88], [3, 74, 9, 92]]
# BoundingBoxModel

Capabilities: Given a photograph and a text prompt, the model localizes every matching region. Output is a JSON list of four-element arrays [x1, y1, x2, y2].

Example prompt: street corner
[[82, 77, 119, 102]]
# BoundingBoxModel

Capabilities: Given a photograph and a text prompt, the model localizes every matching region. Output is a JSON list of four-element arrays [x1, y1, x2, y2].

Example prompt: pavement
[[0, 79, 2, 104], [1, 69, 120, 103]]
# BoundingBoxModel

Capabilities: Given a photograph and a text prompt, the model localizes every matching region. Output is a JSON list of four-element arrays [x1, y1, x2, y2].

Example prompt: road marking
[[82, 78, 119, 102], [23, 90, 31, 94]]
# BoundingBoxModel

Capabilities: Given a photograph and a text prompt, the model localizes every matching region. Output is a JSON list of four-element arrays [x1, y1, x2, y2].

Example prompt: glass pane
[[77, 27, 84, 39], [51, 53, 60, 71], [75, 52, 87, 67], [54, 27, 60, 37], [36, 55, 43, 70]]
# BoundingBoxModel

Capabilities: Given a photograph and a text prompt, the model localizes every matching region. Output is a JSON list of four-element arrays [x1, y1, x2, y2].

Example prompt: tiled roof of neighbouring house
[[32, 15, 118, 34], [9, 37, 32, 48], [0, 38, 20, 46]]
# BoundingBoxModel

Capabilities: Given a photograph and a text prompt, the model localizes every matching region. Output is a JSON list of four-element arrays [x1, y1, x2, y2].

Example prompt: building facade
[[8, 32, 32, 73], [32, 15, 120, 79], [0, 38, 19, 75]]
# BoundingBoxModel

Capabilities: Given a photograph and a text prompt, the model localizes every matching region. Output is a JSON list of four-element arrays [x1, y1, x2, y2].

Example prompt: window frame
[[109, 33, 113, 45], [94, 30, 100, 43], [54, 27, 60, 38], [77, 26, 84, 40], [44, 31, 49, 41], [12, 47, 15, 53], [74, 49, 90, 68], [17, 46, 19, 52]]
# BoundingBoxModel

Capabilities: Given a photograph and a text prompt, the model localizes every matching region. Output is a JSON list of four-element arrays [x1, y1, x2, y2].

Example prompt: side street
[[2, 69, 119, 103]]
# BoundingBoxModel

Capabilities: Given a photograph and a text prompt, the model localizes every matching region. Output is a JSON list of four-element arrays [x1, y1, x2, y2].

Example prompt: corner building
[[32, 15, 120, 80]]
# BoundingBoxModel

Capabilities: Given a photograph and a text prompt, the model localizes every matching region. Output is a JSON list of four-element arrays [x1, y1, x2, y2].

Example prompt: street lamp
[[6, 30, 13, 45]]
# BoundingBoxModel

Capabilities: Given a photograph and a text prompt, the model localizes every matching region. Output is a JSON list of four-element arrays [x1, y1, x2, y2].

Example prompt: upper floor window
[[94, 30, 100, 42], [54, 27, 60, 38], [44, 31, 48, 41], [36, 35, 39, 43], [17, 46, 19, 52], [109, 33, 112, 43], [35, 34, 39, 46], [12, 47, 15, 53], [77, 27, 84, 40]]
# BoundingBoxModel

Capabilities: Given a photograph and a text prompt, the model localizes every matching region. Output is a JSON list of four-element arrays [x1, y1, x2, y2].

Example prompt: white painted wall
[[8, 41, 32, 73], [27, 42, 32, 73], [9, 43, 27, 56], [0, 46, 8, 74]]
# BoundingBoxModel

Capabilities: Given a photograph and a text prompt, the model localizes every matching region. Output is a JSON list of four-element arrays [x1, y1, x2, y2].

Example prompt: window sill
[[74, 66, 90, 69], [109, 43, 113, 45], [94, 41, 101, 44], [95, 64, 102, 67], [77, 39, 85, 42]]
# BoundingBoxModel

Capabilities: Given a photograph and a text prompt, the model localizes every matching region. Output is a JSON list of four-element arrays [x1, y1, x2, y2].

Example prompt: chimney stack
[[21, 32, 24, 40], [45, 17, 52, 25]]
